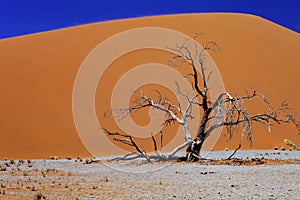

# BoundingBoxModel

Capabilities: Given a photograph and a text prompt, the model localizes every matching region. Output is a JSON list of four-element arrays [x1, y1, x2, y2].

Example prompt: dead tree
[[168, 34, 299, 161], [104, 34, 300, 162], [103, 86, 198, 162]]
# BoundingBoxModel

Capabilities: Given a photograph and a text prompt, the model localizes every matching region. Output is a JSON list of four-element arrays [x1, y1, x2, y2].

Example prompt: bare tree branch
[[102, 33, 299, 163], [102, 128, 151, 162], [151, 132, 158, 152], [227, 144, 242, 160], [169, 140, 192, 157]]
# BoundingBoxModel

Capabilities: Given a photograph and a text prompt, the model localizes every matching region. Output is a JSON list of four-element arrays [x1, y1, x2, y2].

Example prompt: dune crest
[[0, 13, 299, 159]]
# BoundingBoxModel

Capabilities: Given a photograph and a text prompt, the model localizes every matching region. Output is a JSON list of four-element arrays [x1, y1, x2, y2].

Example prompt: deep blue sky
[[1, 0, 299, 39]]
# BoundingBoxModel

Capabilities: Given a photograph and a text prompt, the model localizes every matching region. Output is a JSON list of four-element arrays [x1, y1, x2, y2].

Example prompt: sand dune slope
[[0, 13, 299, 159]]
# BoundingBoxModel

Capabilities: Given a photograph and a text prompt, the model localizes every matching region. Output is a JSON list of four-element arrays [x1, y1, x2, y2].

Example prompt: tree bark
[[185, 107, 212, 160]]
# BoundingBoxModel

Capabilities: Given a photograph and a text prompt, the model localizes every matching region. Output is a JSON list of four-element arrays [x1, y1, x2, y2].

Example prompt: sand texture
[[0, 150, 299, 199], [0, 13, 300, 159]]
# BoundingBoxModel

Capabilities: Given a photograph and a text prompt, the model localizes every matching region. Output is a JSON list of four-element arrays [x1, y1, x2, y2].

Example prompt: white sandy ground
[[0, 150, 299, 199]]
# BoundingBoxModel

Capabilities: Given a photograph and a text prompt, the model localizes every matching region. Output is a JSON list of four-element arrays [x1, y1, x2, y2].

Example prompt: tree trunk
[[185, 107, 212, 161]]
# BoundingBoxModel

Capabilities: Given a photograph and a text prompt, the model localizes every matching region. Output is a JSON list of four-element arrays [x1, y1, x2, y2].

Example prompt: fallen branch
[[109, 152, 141, 161], [227, 144, 242, 160]]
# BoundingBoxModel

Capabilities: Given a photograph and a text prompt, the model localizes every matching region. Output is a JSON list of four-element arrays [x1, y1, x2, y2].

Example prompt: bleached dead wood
[[103, 33, 300, 162]]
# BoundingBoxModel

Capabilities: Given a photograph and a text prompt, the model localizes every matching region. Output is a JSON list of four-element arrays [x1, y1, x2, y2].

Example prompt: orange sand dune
[[0, 13, 299, 159]]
